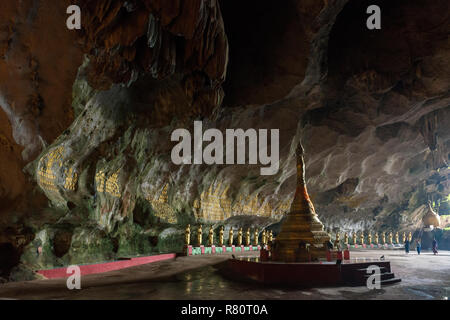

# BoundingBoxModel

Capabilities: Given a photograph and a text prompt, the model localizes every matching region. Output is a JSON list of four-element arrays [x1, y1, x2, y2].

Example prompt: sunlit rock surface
[[0, 0, 449, 279]]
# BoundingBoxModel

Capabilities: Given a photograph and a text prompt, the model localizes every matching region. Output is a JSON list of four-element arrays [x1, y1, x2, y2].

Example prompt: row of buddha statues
[[334, 231, 413, 247], [184, 224, 412, 248], [185, 224, 273, 247]]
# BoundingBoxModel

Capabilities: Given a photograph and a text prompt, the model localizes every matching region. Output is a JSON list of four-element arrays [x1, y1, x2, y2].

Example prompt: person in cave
[[432, 238, 438, 255], [404, 238, 410, 254], [416, 240, 421, 255]]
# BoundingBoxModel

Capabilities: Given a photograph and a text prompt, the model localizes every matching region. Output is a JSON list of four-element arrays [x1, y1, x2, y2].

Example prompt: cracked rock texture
[[0, 0, 449, 279]]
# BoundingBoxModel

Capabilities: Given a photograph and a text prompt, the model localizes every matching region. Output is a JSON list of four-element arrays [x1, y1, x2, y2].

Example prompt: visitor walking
[[432, 238, 438, 255], [404, 239, 410, 254], [416, 240, 421, 255]]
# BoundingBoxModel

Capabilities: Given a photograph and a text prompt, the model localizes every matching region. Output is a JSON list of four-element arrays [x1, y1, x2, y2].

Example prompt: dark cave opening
[[0, 243, 20, 278], [53, 230, 73, 258], [219, 0, 309, 107]]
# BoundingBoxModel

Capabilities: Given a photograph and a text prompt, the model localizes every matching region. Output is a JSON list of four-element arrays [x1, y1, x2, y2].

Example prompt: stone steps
[[349, 266, 402, 286]]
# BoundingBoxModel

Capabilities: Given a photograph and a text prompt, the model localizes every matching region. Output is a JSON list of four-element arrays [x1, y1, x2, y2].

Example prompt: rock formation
[[0, 0, 448, 279]]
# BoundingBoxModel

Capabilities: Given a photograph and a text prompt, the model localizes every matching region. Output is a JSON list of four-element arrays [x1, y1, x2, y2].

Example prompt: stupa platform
[[218, 256, 401, 287]]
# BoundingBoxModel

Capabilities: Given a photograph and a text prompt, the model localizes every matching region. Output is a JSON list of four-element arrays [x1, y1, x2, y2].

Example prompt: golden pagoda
[[272, 141, 331, 262], [422, 201, 441, 228]]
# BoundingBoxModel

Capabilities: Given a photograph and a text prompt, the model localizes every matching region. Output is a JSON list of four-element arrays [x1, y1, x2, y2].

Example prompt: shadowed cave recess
[[0, 0, 448, 280]]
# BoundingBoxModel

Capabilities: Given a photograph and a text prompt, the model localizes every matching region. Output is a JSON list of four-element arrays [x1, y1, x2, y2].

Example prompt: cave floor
[[0, 250, 448, 300]]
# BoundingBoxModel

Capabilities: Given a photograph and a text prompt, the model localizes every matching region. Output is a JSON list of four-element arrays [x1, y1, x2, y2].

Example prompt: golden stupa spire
[[272, 140, 331, 262], [286, 142, 325, 228], [290, 143, 314, 212]]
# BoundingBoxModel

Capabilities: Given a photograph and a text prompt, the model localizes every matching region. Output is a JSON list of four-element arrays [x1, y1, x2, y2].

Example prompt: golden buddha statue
[[408, 231, 412, 242], [402, 232, 406, 243], [352, 232, 357, 245], [237, 228, 243, 246], [395, 232, 399, 244], [254, 228, 259, 246], [388, 232, 393, 245], [344, 232, 349, 245], [271, 140, 331, 262], [374, 233, 379, 245], [208, 226, 214, 246], [269, 231, 273, 243], [185, 224, 191, 246], [334, 233, 340, 248], [197, 225, 203, 246], [245, 228, 251, 246], [219, 226, 224, 246], [262, 230, 267, 246], [228, 227, 234, 246], [367, 233, 372, 245], [359, 232, 365, 245], [382, 232, 386, 244]]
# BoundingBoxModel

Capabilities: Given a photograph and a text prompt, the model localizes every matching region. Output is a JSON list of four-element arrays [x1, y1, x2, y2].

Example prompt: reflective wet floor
[[0, 250, 448, 300]]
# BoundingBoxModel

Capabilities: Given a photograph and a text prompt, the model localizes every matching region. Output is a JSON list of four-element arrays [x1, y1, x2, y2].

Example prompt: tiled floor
[[0, 250, 448, 300]]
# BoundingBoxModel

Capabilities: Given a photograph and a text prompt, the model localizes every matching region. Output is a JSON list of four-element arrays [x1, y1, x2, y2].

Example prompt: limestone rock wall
[[0, 0, 83, 279], [0, 0, 449, 278]]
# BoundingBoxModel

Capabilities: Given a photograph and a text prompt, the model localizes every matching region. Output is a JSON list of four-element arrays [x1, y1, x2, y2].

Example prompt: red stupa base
[[218, 258, 401, 287]]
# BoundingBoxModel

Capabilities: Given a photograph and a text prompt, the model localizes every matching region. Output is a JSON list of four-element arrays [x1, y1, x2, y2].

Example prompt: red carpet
[[37, 253, 176, 279]]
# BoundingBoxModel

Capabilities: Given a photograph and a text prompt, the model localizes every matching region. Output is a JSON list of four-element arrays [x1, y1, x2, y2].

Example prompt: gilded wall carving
[[95, 169, 121, 198], [194, 182, 291, 221], [64, 167, 78, 191], [146, 184, 178, 224], [38, 146, 64, 192]]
